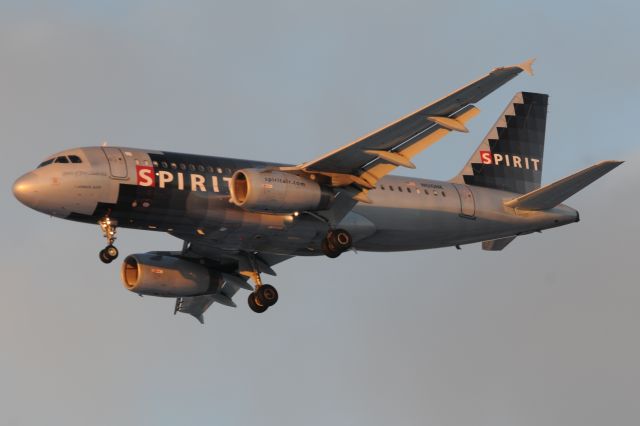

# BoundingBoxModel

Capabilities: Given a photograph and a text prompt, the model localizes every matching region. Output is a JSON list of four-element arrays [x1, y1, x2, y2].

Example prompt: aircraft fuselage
[[13, 146, 579, 256]]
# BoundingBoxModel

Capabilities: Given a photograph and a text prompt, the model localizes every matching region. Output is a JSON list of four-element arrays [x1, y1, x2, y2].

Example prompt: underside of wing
[[170, 235, 292, 323]]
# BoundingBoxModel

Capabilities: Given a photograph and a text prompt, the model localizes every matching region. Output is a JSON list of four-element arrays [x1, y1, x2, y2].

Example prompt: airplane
[[12, 59, 622, 323]]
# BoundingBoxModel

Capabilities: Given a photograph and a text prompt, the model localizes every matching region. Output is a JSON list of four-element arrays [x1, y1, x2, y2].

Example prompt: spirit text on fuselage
[[136, 165, 231, 193]]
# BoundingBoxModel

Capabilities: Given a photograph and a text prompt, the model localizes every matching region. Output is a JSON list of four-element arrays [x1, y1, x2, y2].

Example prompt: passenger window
[[406, 187, 411, 193], [380, 185, 385, 190], [206, 166, 214, 173], [161, 161, 168, 169], [68, 155, 82, 164], [188, 164, 196, 172], [416, 189, 421, 194], [197, 165, 205, 172], [216, 167, 223, 174], [424, 190, 429, 195], [442, 191, 446, 197], [55, 156, 69, 163], [37, 159, 54, 168], [152, 161, 159, 167], [398, 187, 403, 192], [389, 186, 394, 191], [179, 163, 186, 171], [170, 163, 177, 170]]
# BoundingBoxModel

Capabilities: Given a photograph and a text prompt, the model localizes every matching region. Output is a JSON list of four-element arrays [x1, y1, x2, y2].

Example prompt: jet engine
[[229, 169, 333, 213], [121, 253, 219, 297]]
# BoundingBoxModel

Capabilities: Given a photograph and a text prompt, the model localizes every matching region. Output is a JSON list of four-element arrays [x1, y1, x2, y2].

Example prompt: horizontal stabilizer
[[482, 236, 516, 251], [505, 160, 623, 211]]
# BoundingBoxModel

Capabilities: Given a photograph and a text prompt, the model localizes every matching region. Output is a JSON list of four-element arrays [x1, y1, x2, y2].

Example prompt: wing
[[286, 59, 535, 202], [170, 235, 292, 323]]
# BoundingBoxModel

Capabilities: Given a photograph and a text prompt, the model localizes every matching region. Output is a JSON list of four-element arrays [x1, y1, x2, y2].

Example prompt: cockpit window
[[37, 155, 82, 168], [37, 158, 54, 168]]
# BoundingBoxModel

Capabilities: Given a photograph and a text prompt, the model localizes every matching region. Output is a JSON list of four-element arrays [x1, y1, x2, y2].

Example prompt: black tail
[[451, 92, 548, 194]]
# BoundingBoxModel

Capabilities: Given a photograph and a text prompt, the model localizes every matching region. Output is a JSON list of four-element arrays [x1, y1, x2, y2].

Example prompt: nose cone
[[12, 172, 41, 208]]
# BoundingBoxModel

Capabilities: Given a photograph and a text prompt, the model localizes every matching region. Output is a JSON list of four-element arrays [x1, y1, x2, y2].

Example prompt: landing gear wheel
[[99, 249, 113, 264], [256, 284, 279, 307], [99, 245, 119, 263], [105, 245, 119, 260], [322, 229, 352, 258], [329, 229, 352, 251], [248, 292, 268, 313], [321, 239, 341, 258]]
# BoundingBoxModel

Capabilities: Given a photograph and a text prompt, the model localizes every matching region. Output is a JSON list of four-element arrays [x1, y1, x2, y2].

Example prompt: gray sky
[[1, 1, 638, 425]]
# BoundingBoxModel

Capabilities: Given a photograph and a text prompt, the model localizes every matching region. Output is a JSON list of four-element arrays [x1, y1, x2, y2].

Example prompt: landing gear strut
[[98, 217, 119, 264], [245, 259, 279, 313], [321, 228, 352, 258]]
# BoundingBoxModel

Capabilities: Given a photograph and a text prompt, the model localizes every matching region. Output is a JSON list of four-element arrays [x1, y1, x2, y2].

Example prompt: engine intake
[[121, 253, 218, 297], [229, 169, 333, 213]]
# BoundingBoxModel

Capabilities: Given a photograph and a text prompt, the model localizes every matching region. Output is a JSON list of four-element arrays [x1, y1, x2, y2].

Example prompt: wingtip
[[604, 160, 625, 167], [516, 58, 536, 76], [597, 159, 624, 164]]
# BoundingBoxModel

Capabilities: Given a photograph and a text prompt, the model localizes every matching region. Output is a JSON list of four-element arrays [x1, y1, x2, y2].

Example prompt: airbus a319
[[12, 59, 622, 323]]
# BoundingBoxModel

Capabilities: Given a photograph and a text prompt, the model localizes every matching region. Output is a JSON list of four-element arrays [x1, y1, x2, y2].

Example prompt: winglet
[[515, 58, 535, 76]]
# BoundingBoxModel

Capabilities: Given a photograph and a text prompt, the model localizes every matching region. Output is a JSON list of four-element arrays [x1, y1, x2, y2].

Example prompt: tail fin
[[451, 92, 548, 194], [504, 160, 623, 211]]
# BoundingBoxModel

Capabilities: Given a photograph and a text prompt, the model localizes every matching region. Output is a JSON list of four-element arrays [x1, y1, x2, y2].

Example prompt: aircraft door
[[454, 184, 475, 217], [101, 147, 128, 179]]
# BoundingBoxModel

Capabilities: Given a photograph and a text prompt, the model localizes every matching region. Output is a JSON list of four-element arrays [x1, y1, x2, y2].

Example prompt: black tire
[[330, 229, 352, 251], [105, 245, 119, 260], [321, 239, 341, 258], [99, 249, 112, 264], [248, 292, 268, 313], [256, 284, 279, 307]]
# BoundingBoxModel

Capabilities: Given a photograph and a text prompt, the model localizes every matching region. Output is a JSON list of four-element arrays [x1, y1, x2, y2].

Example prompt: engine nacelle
[[121, 253, 218, 297], [229, 169, 333, 213]]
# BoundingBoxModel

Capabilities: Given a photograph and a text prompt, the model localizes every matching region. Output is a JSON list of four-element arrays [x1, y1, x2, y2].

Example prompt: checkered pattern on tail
[[452, 92, 548, 194]]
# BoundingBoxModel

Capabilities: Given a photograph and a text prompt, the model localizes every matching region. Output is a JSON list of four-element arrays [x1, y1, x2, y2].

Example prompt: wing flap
[[175, 296, 215, 324]]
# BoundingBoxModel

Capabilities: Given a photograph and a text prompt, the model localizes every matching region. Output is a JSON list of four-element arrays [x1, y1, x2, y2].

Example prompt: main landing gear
[[321, 228, 352, 258], [98, 217, 119, 264], [245, 259, 279, 313], [248, 284, 279, 313]]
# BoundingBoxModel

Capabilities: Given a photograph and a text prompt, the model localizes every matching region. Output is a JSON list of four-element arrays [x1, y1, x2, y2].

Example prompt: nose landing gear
[[98, 217, 119, 264], [321, 228, 352, 258]]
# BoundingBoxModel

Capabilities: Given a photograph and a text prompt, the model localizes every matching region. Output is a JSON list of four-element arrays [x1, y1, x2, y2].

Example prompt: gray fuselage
[[12, 146, 579, 256]]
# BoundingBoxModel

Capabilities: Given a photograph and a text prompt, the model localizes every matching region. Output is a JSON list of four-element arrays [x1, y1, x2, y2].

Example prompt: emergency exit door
[[102, 147, 128, 179], [454, 184, 475, 218]]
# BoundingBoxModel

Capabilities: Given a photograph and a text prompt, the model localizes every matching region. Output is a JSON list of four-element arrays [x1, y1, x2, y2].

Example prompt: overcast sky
[[1, 1, 639, 425]]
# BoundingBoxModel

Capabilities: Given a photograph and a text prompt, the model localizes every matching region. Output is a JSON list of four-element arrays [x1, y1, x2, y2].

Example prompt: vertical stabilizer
[[451, 92, 548, 194]]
